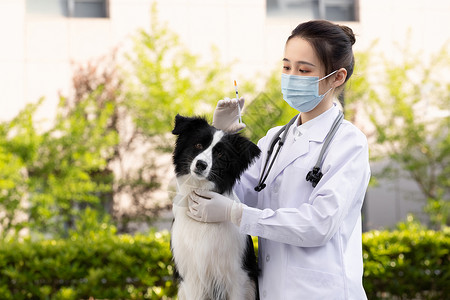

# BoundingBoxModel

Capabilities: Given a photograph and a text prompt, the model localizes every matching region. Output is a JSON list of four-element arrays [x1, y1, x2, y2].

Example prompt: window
[[26, 0, 108, 18], [267, 0, 358, 22]]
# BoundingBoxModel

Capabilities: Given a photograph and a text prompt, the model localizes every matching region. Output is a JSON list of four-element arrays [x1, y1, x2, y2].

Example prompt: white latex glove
[[212, 97, 246, 133], [187, 190, 244, 225]]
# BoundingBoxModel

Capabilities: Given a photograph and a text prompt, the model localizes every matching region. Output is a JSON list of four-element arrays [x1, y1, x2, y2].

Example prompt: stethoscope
[[254, 110, 344, 192]]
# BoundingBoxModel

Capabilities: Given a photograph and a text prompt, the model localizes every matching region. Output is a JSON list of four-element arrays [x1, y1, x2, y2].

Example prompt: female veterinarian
[[188, 20, 370, 299]]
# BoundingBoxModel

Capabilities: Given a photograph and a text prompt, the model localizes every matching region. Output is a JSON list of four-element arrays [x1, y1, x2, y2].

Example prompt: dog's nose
[[195, 160, 208, 171]]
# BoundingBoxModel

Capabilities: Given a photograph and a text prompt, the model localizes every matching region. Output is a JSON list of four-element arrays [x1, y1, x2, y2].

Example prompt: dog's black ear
[[172, 114, 187, 135], [172, 114, 209, 135]]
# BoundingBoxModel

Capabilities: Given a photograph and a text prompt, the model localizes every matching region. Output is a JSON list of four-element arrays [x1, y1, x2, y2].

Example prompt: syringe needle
[[234, 80, 242, 124]]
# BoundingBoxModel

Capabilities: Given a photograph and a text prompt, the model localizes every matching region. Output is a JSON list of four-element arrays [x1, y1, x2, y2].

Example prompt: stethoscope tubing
[[254, 111, 343, 192]]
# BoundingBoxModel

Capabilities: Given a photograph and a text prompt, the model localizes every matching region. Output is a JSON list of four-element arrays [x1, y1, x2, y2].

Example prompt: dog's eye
[[216, 152, 223, 158], [194, 143, 203, 150]]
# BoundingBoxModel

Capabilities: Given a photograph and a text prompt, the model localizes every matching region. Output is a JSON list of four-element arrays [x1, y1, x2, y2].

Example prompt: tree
[[0, 91, 117, 238], [360, 45, 450, 229], [124, 4, 232, 146], [0, 104, 35, 236], [0, 4, 240, 236]]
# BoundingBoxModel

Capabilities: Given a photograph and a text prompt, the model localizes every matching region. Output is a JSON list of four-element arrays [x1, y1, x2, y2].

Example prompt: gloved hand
[[187, 190, 244, 225], [212, 97, 246, 133]]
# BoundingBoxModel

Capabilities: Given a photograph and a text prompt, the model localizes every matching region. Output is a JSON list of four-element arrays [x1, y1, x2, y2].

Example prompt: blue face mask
[[281, 70, 337, 112]]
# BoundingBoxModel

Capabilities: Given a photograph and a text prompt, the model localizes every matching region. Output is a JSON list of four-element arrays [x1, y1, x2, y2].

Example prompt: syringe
[[234, 80, 242, 124]]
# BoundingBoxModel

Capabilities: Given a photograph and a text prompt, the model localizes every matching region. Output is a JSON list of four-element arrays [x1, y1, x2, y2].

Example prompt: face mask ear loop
[[319, 86, 334, 98], [316, 70, 338, 83], [317, 70, 338, 97]]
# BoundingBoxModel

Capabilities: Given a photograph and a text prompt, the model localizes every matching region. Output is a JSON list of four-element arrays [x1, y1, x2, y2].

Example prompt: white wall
[[0, 0, 25, 121], [0, 0, 152, 122], [2, 0, 449, 121]]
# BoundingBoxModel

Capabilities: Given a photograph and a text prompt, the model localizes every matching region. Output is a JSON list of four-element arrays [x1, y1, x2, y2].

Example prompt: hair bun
[[339, 25, 356, 45]]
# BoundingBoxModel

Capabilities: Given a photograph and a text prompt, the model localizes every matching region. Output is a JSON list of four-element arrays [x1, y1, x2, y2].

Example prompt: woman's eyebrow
[[282, 58, 316, 67]]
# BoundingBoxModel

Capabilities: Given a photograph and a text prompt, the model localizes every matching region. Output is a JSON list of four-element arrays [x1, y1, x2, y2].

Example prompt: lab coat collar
[[267, 104, 341, 184], [299, 103, 340, 142]]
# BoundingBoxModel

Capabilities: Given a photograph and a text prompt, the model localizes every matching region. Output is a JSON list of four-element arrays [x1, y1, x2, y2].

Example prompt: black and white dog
[[171, 114, 261, 300]]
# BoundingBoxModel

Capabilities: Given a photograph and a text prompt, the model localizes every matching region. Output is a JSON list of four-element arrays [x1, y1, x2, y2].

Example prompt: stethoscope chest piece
[[306, 166, 323, 188]]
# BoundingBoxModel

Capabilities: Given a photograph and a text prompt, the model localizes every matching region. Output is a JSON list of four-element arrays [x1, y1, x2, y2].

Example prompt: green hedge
[[362, 227, 449, 299], [0, 228, 448, 299], [0, 231, 176, 299]]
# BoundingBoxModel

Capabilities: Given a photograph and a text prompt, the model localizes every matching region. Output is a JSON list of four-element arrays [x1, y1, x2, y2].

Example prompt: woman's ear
[[332, 68, 347, 89]]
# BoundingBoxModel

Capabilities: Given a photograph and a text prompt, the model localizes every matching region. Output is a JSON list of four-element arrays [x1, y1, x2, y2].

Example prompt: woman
[[188, 20, 370, 299]]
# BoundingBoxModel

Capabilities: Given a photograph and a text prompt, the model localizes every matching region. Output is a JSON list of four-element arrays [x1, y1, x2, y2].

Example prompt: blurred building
[[1, 0, 449, 230]]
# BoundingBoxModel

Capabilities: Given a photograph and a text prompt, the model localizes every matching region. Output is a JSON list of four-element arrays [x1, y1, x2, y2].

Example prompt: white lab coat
[[234, 104, 370, 299]]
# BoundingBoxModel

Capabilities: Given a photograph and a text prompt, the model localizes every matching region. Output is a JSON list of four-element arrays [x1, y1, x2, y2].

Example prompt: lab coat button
[[263, 290, 267, 297], [265, 254, 270, 262]]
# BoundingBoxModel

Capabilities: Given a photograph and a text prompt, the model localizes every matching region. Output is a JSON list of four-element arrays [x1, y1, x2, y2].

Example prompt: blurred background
[[2, 0, 447, 234], [0, 0, 450, 237], [0, 1, 448, 298]]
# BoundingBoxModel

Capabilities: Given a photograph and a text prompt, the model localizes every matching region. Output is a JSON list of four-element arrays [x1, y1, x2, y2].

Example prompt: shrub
[[362, 223, 449, 299], [0, 227, 448, 299], [0, 231, 176, 299]]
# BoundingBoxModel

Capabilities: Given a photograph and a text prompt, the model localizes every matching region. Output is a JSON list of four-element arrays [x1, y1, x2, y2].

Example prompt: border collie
[[171, 114, 261, 300]]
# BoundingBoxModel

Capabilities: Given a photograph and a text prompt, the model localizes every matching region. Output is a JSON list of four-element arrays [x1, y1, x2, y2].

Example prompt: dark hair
[[287, 20, 356, 83]]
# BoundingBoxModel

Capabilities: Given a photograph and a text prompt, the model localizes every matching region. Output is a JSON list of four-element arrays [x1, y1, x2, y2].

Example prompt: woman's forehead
[[284, 37, 321, 67]]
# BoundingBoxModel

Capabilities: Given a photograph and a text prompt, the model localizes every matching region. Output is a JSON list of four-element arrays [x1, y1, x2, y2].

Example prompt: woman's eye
[[283, 66, 290, 70], [299, 69, 309, 73], [194, 143, 203, 150]]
